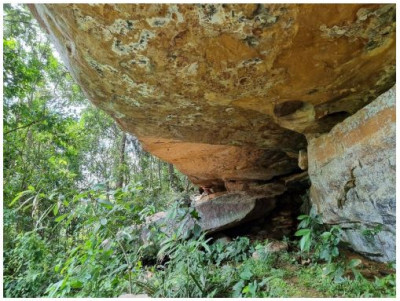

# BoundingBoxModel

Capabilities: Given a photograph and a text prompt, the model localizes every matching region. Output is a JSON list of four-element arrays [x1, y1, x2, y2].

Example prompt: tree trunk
[[158, 159, 162, 190], [148, 155, 153, 189], [116, 132, 127, 189], [168, 163, 177, 191]]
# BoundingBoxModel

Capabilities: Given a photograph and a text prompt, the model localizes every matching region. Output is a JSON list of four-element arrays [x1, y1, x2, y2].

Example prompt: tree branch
[[4, 19, 34, 26], [4, 119, 42, 135]]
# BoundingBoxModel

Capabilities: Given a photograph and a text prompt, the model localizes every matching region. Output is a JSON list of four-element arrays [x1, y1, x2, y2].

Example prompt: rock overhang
[[28, 3, 396, 189]]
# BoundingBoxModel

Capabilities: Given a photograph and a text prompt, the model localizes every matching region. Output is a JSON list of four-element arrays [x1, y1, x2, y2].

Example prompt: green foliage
[[294, 208, 323, 253], [3, 4, 190, 297], [296, 263, 396, 297], [3, 231, 56, 297], [210, 236, 253, 265], [362, 224, 383, 241], [317, 226, 342, 263], [295, 208, 342, 263], [231, 257, 287, 298]]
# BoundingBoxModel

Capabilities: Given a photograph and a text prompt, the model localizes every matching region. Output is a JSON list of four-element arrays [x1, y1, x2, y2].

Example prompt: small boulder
[[194, 192, 276, 233], [298, 149, 308, 170], [252, 240, 288, 260], [265, 241, 288, 253], [252, 250, 261, 260], [213, 233, 232, 245]]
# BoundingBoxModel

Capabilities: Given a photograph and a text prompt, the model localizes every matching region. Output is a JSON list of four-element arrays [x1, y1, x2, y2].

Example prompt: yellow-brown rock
[[29, 4, 395, 190]]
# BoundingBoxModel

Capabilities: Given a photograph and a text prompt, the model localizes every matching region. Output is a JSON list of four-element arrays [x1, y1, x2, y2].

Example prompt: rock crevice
[[308, 86, 396, 262]]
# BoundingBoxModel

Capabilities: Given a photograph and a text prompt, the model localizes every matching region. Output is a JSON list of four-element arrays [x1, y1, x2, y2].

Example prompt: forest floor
[[269, 248, 395, 298], [201, 213, 396, 298]]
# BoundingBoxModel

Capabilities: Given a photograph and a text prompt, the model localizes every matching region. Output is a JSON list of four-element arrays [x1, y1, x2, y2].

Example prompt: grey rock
[[265, 241, 288, 253], [213, 233, 232, 245], [308, 86, 396, 262], [252, 240, 288, 260], [194, 192, 276, 233], [252, 250, 261, 260], [141, 192, 277, 244]]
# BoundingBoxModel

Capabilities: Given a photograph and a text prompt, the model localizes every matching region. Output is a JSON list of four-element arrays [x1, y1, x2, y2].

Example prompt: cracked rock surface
[[308, 86, 395, 262]]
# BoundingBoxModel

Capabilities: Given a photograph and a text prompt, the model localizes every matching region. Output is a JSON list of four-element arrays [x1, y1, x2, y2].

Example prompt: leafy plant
[[362, 224, 383, 242], [295, 208, 342, 263], [2, 4, 396, 298], [210, 236, 253, 266], [317, 226, 342, 263], [294, 207, 323, 254]]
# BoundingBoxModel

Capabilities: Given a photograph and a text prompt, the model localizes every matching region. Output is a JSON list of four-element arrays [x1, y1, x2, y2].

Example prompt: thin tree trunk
[[116, 132, 127, 189], [158, 159, 162, 190], [149, 156, 153, 189], [168, 163, 177, 191]]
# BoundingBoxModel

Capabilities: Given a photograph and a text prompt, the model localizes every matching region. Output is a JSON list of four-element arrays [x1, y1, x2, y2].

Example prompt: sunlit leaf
[[53, 202, 59, 216], [295, 229, 311, 237], [55, 213, 68, 223]]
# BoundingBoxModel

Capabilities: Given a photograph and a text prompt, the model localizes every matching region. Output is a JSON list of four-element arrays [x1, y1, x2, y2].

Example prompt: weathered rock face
[[308, 86, 395, 262], [29, 4, 395, 192]]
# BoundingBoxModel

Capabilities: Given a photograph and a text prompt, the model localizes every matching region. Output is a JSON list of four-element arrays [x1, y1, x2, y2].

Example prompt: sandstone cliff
[[29, 4, 396, 261]]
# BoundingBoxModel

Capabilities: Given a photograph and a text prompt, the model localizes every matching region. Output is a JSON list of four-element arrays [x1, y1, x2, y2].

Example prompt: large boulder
[[195, 192, 276, 232], [308, 86, 395, 262], [28, 4, 395, 191], [142, 192, 277, 240]]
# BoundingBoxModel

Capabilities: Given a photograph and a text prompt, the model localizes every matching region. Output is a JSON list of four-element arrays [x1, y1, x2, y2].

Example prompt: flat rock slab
[[195, 192, 276, 233], [142, 192, 276, 241]]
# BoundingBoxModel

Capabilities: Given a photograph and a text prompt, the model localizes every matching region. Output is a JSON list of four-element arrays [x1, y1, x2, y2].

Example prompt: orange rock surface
[[29, 4, 395, 190]]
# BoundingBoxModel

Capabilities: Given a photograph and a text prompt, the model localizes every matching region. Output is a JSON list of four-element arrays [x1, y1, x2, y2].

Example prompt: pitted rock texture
[[308, 86, 395, 262], [29, 4, 395, 189]]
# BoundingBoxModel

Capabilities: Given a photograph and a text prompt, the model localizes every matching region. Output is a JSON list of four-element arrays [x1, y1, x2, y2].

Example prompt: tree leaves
[[9, 190, 34, 207], [3, 5, 199, 298], [299, 233, 311, 252], [348, 258, 362, 269]]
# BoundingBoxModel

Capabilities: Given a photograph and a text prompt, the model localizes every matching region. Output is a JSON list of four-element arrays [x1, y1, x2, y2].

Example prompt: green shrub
[[4, 232, 56, 297], [295, 208, 342, 263]]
